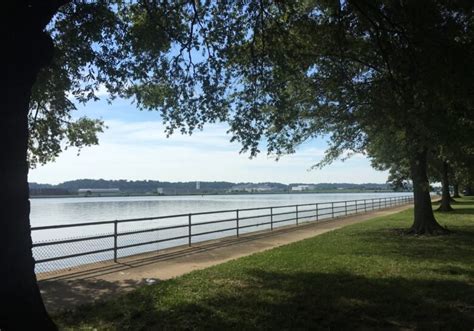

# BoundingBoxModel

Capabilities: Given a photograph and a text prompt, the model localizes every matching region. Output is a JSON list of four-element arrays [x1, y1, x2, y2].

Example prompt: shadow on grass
[[449, 208, 474, 215], [40, 277, 149, 313], [357, 227, 474, 265], [433, 200, 473, 205], [58, 270, 474, 330]]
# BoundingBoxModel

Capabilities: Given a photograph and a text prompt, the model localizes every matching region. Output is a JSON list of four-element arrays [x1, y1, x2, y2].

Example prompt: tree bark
[[465, 183, 473, 196], [437, 161, 454, 212], [0, 1, 67, 329], [408, 150, 447, 234], [453, 182, 460, 198]]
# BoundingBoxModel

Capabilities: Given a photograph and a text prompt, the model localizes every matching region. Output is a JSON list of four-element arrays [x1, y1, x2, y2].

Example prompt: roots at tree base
[[405, 222, 450, 235], [436, 204, 454, 212]]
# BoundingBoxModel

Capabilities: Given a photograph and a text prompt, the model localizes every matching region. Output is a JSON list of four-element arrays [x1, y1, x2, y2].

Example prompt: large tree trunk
[[0, 2, 65, 329], [453, 182, 460, 198], [408, 150, 447, 234], [465, 183, 473, 196], [437, 161, 454, 212]]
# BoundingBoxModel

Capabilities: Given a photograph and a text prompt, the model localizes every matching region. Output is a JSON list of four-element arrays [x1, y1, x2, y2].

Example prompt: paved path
[[39, 204, 412, 313]]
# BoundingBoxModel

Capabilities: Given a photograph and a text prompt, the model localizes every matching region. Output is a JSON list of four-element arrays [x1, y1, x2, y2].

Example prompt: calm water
[[31, 192, 411, 273], [31, 192, 408, 227]]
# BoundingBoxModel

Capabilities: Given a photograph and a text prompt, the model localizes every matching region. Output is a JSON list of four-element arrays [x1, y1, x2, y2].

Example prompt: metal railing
[[32, 195, 413, 274]]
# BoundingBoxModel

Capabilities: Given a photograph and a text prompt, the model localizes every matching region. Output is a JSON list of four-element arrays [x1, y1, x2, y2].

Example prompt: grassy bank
[[57, 198, 474, 330]]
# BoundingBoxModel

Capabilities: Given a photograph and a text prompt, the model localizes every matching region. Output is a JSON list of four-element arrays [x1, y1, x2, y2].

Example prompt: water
[[30, 192, 411, 273], [31, 192, 407, 226]]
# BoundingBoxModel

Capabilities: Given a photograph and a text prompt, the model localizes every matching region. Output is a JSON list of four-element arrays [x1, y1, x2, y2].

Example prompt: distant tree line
[[29, 180, 395, 195]]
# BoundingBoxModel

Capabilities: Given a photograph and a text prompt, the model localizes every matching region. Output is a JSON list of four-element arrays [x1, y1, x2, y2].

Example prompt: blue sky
[[28, 90, 389, 185]]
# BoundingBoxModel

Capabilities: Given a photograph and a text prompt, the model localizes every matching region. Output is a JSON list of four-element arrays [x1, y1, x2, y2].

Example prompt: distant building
[[229, 184, 274, 193], [157, 187, 164, 194], [196, 181, 200, 190], [78, 188, 120, 196], [254, 185, 273, 192], [291, 185, 314, 191]]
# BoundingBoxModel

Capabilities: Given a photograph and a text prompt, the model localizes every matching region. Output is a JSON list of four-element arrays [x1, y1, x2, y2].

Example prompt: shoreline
[[29, 190, 404, 199]]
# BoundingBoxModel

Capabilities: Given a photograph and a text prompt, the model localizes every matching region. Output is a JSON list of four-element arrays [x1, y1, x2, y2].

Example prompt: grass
[[56, 197, 474, 330]]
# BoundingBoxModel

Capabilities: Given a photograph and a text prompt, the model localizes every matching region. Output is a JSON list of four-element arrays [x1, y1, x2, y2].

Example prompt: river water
[[30, 192, 411, 273], [31, 192, 408, 226]]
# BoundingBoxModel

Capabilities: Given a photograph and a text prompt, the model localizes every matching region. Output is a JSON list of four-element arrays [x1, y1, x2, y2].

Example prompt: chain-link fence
[[32, 195, 413, 276]]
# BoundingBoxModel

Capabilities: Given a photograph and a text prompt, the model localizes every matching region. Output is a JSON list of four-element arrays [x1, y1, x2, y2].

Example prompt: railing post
[[296, 205, 299, 226], [355, 200, 358, 213], [331, 202, 334, 218], [364, 199, 367, 212], [270, 207, 273, 231], [236, 209, 240, 237], [345, 201, 347, 216], [113, 220, 118, 263], [188, 213, 192, 247], [315, 204, 319, 221]]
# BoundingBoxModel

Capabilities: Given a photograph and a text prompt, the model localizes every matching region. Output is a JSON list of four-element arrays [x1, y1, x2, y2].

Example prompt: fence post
[[236, 209, 240, 237], [364, 199, 367, 212], [331, 202, 334, 218], [270, 207, 273, 231], [296, 205, 299, 226], [113, 220, 118, 263], [345, 201, 348, 216], [188, 213, 192, 247], [355, 200, 358, 213], [315, 204, 319, 221]]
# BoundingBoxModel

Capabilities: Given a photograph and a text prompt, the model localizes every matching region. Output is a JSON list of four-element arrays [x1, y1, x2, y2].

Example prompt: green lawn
[[57, 197, 474, 330]]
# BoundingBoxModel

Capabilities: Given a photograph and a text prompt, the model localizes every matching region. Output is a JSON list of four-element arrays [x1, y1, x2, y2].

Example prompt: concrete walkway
[[39, 204, 412, 313]]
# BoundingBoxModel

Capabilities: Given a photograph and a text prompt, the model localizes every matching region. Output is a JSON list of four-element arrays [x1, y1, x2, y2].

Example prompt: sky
[[28, 93, 389, 185]]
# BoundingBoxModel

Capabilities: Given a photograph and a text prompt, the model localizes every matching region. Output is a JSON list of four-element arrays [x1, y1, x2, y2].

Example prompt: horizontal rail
[[33, 233, 114, 247]]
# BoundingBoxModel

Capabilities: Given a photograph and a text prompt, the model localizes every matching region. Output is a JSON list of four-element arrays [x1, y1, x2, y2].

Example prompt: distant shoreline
[[30, 190, 406, 199]]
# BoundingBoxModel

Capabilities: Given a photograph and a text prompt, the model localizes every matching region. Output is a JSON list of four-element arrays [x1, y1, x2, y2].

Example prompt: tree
[[147, 0, 473, 235], [434, 123, 474, 210], [2, 1, 224, 328], [434, 160, 455, 212], [134, 0, 473, 227]]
